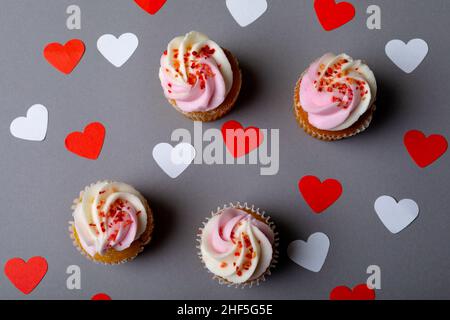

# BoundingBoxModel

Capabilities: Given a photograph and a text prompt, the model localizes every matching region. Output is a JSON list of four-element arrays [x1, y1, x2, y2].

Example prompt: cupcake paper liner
[[197, 202, 279, 289], [168, 48, 242, 122], [69, 180, 154, 265], [293, 73, 376, 141]]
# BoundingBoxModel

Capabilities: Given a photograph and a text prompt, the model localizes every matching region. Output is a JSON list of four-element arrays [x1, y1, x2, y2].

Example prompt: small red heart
[[221, 120, 264, 158], [65, 122, 106, 160], [43, 39, 85, 74], [298, 175, 343, 214], [404, 130, 448, 168], [4, 257, 48, 295], [91, 293, 112, 300], [134, 0, 167, 15], [330, 284, 376, 300], [314, 0, 356, 31]]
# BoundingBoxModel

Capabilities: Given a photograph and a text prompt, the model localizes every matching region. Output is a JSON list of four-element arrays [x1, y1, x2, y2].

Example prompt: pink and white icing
[[73, 181, 148, 256], [159, 31, 234, 112], [200, 208, 275, 284], [300, 53, 377, 131]]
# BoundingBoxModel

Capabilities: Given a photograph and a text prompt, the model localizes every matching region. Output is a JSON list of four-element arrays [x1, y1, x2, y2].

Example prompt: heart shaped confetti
[[287, 232, 330, 273], [10, 104, 48, 141], [65, 122, 106, 160], [43, 39, 85, 74], [134, 0, 167, 15], [374, 196, 419, 234], [314, 0, 355, 31], [222, 120, 264, 158], [97, 33, 139, 68], [226, 0, 268, 27], [298, 176, 343, 214], [404, 130, 447, 168], [91, 293, 112, 300], [153, 142, 196, 179], [330, 283, 376, 300], [385, 39, 429, 73], [4, 256, 48, 295]]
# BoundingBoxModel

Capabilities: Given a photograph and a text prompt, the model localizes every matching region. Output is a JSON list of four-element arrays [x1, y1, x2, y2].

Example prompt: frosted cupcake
[[69, 181, 154, 264], [159, 31, 242, 122], [294, 53, 377, 140], [198, 203, 278, 287]]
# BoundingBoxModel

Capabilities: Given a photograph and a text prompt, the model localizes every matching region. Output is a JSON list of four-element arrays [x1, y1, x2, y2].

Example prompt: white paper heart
[[374, 196, 419, 234], [153, 142, 196, 179], [226, 0, 268, 27], [287, 232, 330, 273], [385, 39, 429, 73], [10, 104, 48, 141], [97, 33, 139, 67]]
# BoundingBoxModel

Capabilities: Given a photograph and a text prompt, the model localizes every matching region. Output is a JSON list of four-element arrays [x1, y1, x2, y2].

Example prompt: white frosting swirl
[[200, 208, 275, 284], [73, 181, 148, 256]]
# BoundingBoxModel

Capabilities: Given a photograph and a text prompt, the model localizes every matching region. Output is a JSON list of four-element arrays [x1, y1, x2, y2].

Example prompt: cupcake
[[159, 31, 242, 122], [294, 53, 377, 140], [69, 181, 154, 264], [198, 203, 278, 288]]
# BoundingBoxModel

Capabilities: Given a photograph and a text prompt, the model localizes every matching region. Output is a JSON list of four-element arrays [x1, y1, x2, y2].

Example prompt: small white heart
[[10, 104, 48, 141], [374, 196, 419, 234], [287, 232, 330, 273], [385, 39, 428, 73], [153, 142, 196, 179], [97, 33, 139, 68], [226, 0, 268, 27]]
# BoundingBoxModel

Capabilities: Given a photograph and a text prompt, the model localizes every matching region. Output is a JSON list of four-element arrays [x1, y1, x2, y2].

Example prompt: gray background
[[0, 0, 449, 300]]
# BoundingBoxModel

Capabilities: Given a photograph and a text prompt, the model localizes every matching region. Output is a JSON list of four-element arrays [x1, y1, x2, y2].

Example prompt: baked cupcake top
[[159, 31, 234, 113], [73, 181, 148, 257], [200, 208, 275, 284], [300, 53, 377, 131]]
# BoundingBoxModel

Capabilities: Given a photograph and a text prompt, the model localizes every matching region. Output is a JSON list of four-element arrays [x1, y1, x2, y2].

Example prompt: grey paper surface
[[0, 0, 449, 299]]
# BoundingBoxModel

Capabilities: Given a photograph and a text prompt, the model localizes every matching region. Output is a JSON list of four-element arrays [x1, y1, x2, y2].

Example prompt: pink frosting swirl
[[209, 209, 274, 253], [200, 208, 275, 284], [300, 53, 376, 131], [159, 31, 233, 113], [101, 199, 138, 252]]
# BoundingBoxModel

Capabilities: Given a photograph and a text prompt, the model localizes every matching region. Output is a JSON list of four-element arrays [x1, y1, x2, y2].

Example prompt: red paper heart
[[65, 122, 106, 160], [91, 293, 112, 300], [134, 0, 167, 15], [404, 130, 448, 168], [221, 120, 264, 158], [4, 257, 48, 295], [330, 284, 376, 300], [43, 39, 85, 74], [314, 0, 355, 31], [298, 175, 343, 214]]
